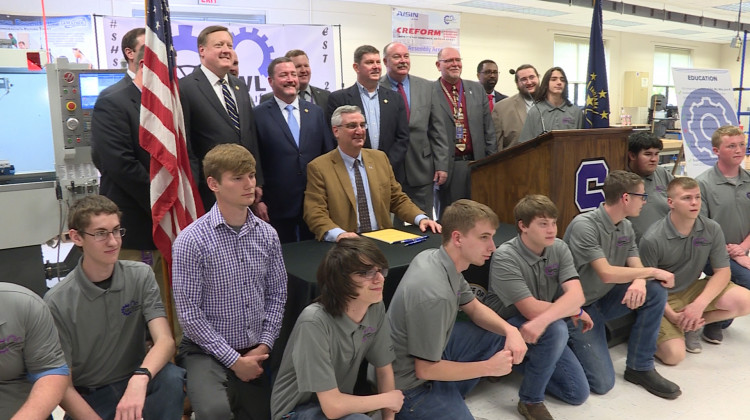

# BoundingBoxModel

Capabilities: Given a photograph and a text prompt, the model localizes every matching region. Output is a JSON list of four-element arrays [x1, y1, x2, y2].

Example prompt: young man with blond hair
[[388, 199, 526, 420], [640, 177, 750, 365], [173, 144, 287, 420]]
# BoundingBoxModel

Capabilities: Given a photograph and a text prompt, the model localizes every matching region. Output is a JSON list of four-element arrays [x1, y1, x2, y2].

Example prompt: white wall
[[6, 0, 745, 119]]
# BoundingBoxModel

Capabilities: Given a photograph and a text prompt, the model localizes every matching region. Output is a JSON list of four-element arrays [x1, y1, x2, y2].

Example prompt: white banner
[[391, 8, 460, 56], [672, 67, 739, 177], [100, 17, 335, 105], [1, 15, 96, 67]]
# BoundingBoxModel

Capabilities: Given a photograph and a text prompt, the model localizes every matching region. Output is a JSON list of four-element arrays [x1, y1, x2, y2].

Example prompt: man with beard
[[477, 59, 506, 111], [327, 45, 410, 182], [491, 64, 539, 151]]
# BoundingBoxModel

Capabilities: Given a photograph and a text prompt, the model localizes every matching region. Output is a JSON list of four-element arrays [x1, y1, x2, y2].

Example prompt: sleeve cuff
[[27, 364, 70, 382], [325, 228, 346, 242]]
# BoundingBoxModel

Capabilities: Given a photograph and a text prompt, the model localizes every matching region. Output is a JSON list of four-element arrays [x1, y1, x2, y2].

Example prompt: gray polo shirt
[[518, 99, 584, 143], [639, 214, 730, 293], [388, 247, 475, 391], [44, 259, 165, 388], [696, 164, 750, 245], [628, 165, 673, 240], [271, 302, 394, 420], [486, 236, 579, 319], [0, 283, 68, 418], [563, 205, 640, 305]]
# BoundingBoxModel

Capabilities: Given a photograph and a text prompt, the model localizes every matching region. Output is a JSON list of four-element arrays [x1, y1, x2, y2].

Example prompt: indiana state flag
[[584, 0, 610, 128]]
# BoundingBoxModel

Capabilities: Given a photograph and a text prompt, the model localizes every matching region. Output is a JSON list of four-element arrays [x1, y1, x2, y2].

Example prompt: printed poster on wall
[[672, 67, 738, 177], [99, 17, 335, 106], [391, 7, 460, 56], [1, 15, 96, 67]]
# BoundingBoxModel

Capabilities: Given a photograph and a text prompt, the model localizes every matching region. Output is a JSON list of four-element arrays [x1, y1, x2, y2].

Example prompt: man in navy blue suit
[[255, 57, 334, 243], [326, 45, 410, 183]]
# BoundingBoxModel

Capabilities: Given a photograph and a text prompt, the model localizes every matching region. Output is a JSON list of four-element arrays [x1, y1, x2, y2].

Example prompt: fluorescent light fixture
[[458, 1, 568, 17], [603, 19, 643, 27]]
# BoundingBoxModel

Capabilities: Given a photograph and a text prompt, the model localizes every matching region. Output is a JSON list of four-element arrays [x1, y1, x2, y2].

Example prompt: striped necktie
[[353, 159, 372, 232], [221, 79, 240, 131]]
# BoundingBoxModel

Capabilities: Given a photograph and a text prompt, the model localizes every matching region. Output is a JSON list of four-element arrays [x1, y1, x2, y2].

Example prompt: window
[[652, 47, 691, 106], [553, 35, 610, 107]]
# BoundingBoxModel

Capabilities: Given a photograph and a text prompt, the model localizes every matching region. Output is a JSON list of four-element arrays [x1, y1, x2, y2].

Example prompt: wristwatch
[[133, 367, 152, 381]]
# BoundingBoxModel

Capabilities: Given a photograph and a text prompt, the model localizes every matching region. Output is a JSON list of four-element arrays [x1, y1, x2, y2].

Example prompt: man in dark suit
[[326, 45, 410, 183], [180, 25, 263, 210], [477, 59, 507, 109], [255, 57, 334, 243], [380, 41, 447, 216], [434, 48, 497, 218], [90, 45, 167, 303], [304, 105, 440, 242], [259, 49, 329, 111]]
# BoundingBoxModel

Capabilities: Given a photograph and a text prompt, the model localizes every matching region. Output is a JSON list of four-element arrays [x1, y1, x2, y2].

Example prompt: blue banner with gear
[[672, 67, 739, 177], [100, 17, 335, 105]]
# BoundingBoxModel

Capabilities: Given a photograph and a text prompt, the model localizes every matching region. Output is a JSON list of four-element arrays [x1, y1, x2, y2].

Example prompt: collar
[[440, 77, 461, 91], [510, 235, 547, 267], [665, 213, 706, 239], [201, 64, 228, 87], [594, 204, 618, 234], [437, 246, 463, 291], [356, 81, 379, 97], [73, 257, 124, 301], [337, 147, 362, 168], [386, 74, 407, 88], [335, 303, 376, 336], [273, 95, 300, 111], [208, 202, 258, 233], [711, 163, 750, 185], [126, 68, 136, 80]]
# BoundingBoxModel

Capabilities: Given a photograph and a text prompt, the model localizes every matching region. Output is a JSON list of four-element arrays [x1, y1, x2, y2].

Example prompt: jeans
[[65, 362, 186, 420], [506, 315, 589, 405], [567, 281, 666, 395], [397, 321, 504, 420], [286, 401, 371, 419]]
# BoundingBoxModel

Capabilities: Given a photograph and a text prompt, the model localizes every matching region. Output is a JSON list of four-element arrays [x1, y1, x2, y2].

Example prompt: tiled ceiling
[[347, 0, 750, 44]]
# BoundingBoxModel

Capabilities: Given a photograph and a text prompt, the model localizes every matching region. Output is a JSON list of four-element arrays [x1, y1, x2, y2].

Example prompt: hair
[[121, 27, 145, 61], [267, 56, 293, 77], [535, 66, 571, 105], [602, 170, 644, 205], [197, 25, 231, 48], [711, 125, 744, 148], [285, 49, 308, 59], [667, 176, 699, 197], [513, 64, 538, 82], [440, 199, 499, 244], [68, 195, 121, 232], [353, 45, 379, 64], [331, 105, 363, 127], [202, 144, 256, 183], [513, 195, 558, 233], [627, 131, 663, 155], [477, 59, 496, 73], [315, 237, 388, 317]]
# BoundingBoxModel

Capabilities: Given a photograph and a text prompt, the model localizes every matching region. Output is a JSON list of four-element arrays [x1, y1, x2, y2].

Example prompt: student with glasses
[[272, 237, 403, 420], [563, 170, 681, 401], [44, 195, 185, 420]]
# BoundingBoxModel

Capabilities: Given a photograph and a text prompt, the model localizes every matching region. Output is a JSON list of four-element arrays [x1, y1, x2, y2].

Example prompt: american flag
[[139, 0, 204, 272]]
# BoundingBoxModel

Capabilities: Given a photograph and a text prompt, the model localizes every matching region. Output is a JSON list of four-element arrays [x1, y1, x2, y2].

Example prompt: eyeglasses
[[337, 122, 368, 130], [439, 58, 462, 64], [79, 228, 127, 241], [481, 70, 499, 76], [354, 267, 388, 280], [627, 192, 648, 202]]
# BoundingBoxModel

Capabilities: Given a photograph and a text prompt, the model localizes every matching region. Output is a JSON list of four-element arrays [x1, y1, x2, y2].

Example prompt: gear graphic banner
[[672, 67, 738, 178], [100, 16, 335, 105]]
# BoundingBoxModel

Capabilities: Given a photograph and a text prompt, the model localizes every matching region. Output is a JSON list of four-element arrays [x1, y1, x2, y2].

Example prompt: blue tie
[[285, 104, 300, 146]]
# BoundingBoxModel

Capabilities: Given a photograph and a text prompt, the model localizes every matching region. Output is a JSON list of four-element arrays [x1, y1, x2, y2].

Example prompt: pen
[[404, 237, 428, 246], [401, 235, 429, 245]]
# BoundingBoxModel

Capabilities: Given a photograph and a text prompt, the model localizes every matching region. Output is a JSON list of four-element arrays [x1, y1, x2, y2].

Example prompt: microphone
[[534, 100, 547, 135]]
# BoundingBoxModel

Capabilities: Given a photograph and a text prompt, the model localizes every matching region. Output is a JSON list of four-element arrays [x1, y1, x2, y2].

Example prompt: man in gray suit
[[380, 42, 447, 216], [180, 25, 263, 210], [259, 49, 330, 112], [433, 47, 497, 218]]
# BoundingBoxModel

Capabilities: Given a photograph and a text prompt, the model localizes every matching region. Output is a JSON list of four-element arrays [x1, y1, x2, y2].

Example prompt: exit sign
[[198, 0, 219, 4]]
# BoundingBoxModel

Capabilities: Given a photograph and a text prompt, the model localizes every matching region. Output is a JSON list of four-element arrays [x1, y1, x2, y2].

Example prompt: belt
[[454, 154, 474, 161]]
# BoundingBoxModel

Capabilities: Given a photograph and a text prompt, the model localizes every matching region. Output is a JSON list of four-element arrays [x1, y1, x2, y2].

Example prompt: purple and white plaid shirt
[[172, 204, 287, 368]]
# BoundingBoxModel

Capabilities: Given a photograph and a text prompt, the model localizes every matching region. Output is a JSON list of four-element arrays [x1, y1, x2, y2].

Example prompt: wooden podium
[[470, 127, 632, 235]]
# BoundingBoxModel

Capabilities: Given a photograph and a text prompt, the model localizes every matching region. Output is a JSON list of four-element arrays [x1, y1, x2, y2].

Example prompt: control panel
[[54, 68, 125, 149]]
